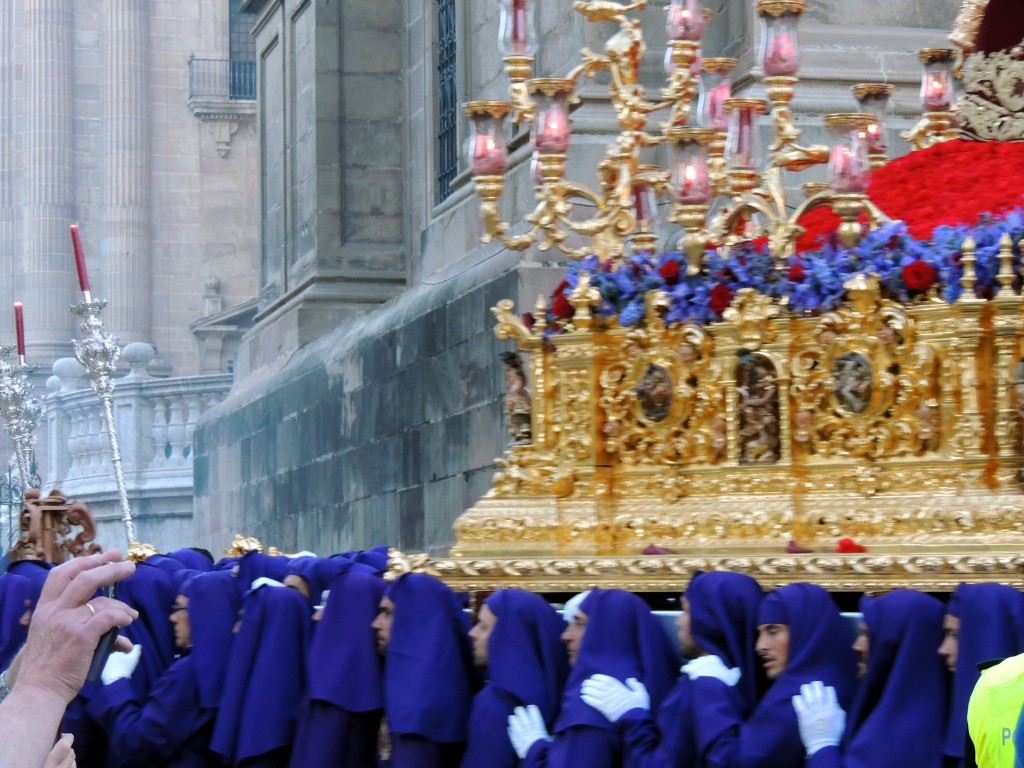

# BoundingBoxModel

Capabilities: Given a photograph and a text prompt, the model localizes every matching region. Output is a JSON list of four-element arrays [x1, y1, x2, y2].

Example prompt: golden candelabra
[[431, 0, 999, 594], [464, 0, 959, 271]]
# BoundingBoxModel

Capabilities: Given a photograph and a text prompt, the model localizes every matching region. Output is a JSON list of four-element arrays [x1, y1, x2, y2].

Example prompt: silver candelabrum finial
[[0, 344, 45, 496], [71, 297, 137, 547]]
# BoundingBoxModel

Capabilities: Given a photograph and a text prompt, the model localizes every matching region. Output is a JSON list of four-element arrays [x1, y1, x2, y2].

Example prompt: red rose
[[521, 312, 535, 330], [658, 260, 681, 285], [787, 261, 806, 281], [709, 284, 734, 314], [902, 260, 937, 292]]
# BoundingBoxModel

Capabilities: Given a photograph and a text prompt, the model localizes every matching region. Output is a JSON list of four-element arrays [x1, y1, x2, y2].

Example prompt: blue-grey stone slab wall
[[192, 260, 561, 556]]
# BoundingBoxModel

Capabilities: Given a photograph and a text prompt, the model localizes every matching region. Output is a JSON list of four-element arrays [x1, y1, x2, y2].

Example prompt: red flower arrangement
[[787, 261, 806, 281], [709, 284, 734, 314], [795, 139, 1024, 248], [902, 260, 937, 291]]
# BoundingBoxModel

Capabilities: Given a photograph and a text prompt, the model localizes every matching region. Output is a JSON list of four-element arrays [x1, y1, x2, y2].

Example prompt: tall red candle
[[512, 0, 526, 51], [70, 223, 90, 293], [13, 302, 25, 358]]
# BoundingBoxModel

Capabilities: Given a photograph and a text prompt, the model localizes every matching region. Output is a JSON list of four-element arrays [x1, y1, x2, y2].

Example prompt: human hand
[[681, 655, 742, 685], [792, 681, 845, 756], [101, 644, 142, 685], [580, 674, 649, 722], [507, 704, 551, 759], [15, 550, 137, 706], [44, 733, 76, 768]]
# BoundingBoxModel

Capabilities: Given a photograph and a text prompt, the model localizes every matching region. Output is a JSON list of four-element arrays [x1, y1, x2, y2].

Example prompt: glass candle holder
[[465, 102, 511, 175], [529, 79, 574, 154], [667, 0, 706, 42], [632, 170, 662, 231], [724, 99, 767, 170], [667, 128, 714, 204], [851, 83, 895, 155], [498, 0, 538, 57], [917, 48, 956, 111], [757, 1, 803, 76], [699, 58, 737, 131], [825, 113, 872, 193]]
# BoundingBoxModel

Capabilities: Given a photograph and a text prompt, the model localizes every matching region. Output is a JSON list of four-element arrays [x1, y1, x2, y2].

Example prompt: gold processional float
[[7, 1, 1022, 598], [391, 0, 1024, 594]]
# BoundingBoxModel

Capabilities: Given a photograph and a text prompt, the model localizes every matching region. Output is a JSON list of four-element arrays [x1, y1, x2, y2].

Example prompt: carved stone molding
[[187, 98, 256, 158]]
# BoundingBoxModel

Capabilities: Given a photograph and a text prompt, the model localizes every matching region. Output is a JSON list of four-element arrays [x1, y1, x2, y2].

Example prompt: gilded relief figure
[[635, 363, 673, 423], [833, 352, 873, 414], [736, 350, 780, 464], [500, 352, 532, 445]]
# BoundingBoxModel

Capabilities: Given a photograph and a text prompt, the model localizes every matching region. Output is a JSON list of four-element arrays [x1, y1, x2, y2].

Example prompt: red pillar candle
[[763, 32, 798, 75], [535, 102, 570, 152], [13, 302, 25, 359], [512, 0, 526, 49], [70, 223, 90, 294]]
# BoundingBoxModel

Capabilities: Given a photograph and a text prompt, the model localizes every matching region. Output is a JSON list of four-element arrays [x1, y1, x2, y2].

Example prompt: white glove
[[792, 681, 846, 756], [681, 654, 742, 686], [508, 704, 551, 759], [101, 644, 142, 685], [580, 674, 649, 722], [250, 577, 284, 591]]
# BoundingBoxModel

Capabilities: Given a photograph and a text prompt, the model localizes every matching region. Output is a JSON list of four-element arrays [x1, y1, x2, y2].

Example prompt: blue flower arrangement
[[547, 209, 1024, 329]]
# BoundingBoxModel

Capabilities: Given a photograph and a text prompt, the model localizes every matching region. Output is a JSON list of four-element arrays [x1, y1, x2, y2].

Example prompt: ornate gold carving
[[224, 534, 263, 556], [723, 289, 780, 350], [959, 47, 1024, 141], [8, 489, 103, 564], [487, 448, 577, 498], [449, 267, 1024, 591], [126, 542, 160, 563]]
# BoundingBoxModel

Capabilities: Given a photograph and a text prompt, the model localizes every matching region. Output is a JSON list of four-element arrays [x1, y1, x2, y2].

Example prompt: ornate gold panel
[[450, 279, 1024, 592]]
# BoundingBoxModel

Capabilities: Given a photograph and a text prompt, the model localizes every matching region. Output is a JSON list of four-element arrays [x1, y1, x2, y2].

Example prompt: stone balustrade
[[42, 343, 232, 551]]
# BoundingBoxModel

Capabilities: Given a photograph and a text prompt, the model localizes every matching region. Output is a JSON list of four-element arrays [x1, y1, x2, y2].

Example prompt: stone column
[[24, 0, 76, 361], [103, 0, 152, 345], [0, 1, 14, 341]]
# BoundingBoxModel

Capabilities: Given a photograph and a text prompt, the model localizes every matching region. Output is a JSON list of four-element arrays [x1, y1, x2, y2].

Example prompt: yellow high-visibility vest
[[967, 653, 1024, 768]]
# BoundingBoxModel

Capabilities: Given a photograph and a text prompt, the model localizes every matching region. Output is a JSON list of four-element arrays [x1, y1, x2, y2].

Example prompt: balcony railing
[[188, 56, 256, 101], [43, 349, 233, 550]]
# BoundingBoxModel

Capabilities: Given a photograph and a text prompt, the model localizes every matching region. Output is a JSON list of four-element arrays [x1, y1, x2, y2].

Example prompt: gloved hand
[[792, 681, 846, 756], [507, 704, 551, 759], [580, 674, 649, 722], [681, 654, 742, 686], [101, 644, 142, 685]]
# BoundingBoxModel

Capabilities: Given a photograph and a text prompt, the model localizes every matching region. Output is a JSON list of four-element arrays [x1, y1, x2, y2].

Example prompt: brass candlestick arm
[[764, 76, 829, 171]]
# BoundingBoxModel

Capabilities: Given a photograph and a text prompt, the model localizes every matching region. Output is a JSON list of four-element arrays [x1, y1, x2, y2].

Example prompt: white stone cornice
[[187, 98, 256, 158]]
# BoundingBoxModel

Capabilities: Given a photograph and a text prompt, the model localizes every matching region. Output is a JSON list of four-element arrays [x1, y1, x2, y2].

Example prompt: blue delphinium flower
[[553, 208, 1024, 331]]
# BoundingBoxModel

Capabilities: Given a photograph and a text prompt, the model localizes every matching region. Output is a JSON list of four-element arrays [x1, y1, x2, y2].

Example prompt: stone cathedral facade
[[0, 1, 261, 550], [190, 0, 963, 558]]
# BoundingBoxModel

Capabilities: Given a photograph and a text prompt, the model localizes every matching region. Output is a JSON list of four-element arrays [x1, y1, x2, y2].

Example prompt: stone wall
[[194, 251, 561, 554]]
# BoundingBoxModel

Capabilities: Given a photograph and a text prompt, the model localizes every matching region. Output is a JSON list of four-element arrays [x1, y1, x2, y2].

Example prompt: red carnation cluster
[[795, 139, 1024, 247], [550, 280, 573, 320]]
